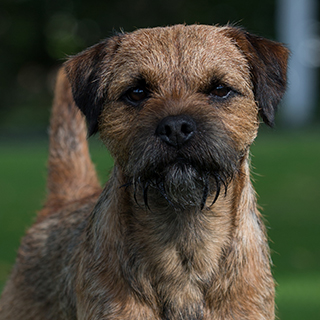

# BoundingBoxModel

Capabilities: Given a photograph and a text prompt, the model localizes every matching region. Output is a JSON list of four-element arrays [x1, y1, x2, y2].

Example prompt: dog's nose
[[156, 115, 196, 148]]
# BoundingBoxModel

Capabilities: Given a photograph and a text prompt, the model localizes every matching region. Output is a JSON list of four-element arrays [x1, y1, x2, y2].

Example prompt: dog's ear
[[64, 37, 121, 136], [223, 27, 289, 126]]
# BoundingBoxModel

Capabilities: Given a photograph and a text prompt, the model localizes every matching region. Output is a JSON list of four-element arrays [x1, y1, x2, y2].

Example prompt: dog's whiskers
[[211, 173, 222, 206], [142, 181, 150, 209], [200, 174, 209, 210]]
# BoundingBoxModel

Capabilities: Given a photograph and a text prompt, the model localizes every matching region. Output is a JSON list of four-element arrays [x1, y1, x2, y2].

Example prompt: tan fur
[[0, 24, 288, 320], [41, 68, 101, 218]]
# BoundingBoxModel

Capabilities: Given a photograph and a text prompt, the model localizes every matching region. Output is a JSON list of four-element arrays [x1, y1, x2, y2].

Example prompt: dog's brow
[[200, 75, 226, 92], [198, 73, 230, 93], [201, 71, 248, 96], [129, 74, 158, 92]]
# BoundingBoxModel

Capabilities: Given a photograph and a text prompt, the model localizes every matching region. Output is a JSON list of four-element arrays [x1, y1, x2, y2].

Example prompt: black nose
[[156, 115, 196, 148]]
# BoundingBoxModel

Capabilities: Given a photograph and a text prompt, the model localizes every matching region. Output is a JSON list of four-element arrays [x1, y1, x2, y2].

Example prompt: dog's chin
[[161, 162, 208, 209], [131, 161, 219, 211]]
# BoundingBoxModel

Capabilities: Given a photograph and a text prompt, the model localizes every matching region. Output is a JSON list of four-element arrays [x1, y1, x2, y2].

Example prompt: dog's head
[[65, 24, 288, 210]]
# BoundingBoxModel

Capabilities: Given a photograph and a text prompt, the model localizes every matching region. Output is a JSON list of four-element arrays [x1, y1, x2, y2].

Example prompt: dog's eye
[[210, 85, 232, 98], [126, 87, 148, 103]]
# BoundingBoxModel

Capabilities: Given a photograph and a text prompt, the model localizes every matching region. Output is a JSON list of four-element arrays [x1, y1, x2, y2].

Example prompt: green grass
[[250, 128, 320, 319], [1, 128, 320, 319]]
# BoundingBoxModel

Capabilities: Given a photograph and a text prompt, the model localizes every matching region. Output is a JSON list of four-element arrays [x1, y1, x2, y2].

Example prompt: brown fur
[[0, 24, 288, 320]]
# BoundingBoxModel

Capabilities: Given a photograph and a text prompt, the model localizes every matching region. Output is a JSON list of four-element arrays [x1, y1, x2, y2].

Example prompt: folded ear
[[223, 27, 289, 126], [64, 37, 121, 136]]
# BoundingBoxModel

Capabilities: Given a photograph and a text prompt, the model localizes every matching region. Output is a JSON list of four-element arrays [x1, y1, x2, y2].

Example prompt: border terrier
[[0, 24, 288, 319]]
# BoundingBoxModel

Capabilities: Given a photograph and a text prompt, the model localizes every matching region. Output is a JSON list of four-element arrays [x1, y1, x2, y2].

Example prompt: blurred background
[[0, 0, 319, 319]]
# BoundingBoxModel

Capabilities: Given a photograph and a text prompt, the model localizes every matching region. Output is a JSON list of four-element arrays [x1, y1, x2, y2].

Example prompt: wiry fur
[[0, 24, 289, 320]]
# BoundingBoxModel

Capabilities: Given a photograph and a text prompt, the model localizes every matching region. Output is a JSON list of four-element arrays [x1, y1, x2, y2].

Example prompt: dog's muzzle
[[126, 113, 238, 210]]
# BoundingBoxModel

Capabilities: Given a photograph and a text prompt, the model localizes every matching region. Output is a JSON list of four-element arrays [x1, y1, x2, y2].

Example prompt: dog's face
[[66, 24, 288, 210]]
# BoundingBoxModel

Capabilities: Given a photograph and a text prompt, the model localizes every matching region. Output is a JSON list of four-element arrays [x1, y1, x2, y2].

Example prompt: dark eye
[[126, 87, 148, 103], [210, 85, 232, 99]]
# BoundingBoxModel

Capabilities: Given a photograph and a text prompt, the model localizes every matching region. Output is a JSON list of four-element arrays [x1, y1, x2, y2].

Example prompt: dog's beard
[[132, 162, 209, 210], [130, 161, 230, 211], [162, 162, 208, 207], [126, 141, 238, 211]]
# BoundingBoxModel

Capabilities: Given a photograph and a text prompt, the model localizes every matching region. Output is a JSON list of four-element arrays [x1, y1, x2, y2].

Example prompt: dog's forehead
[[123, 25, 243, 63], [107, 25, 251, 95]]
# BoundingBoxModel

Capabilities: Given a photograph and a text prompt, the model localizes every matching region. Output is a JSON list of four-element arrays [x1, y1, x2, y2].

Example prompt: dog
[[0, 24, 288, 320]]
